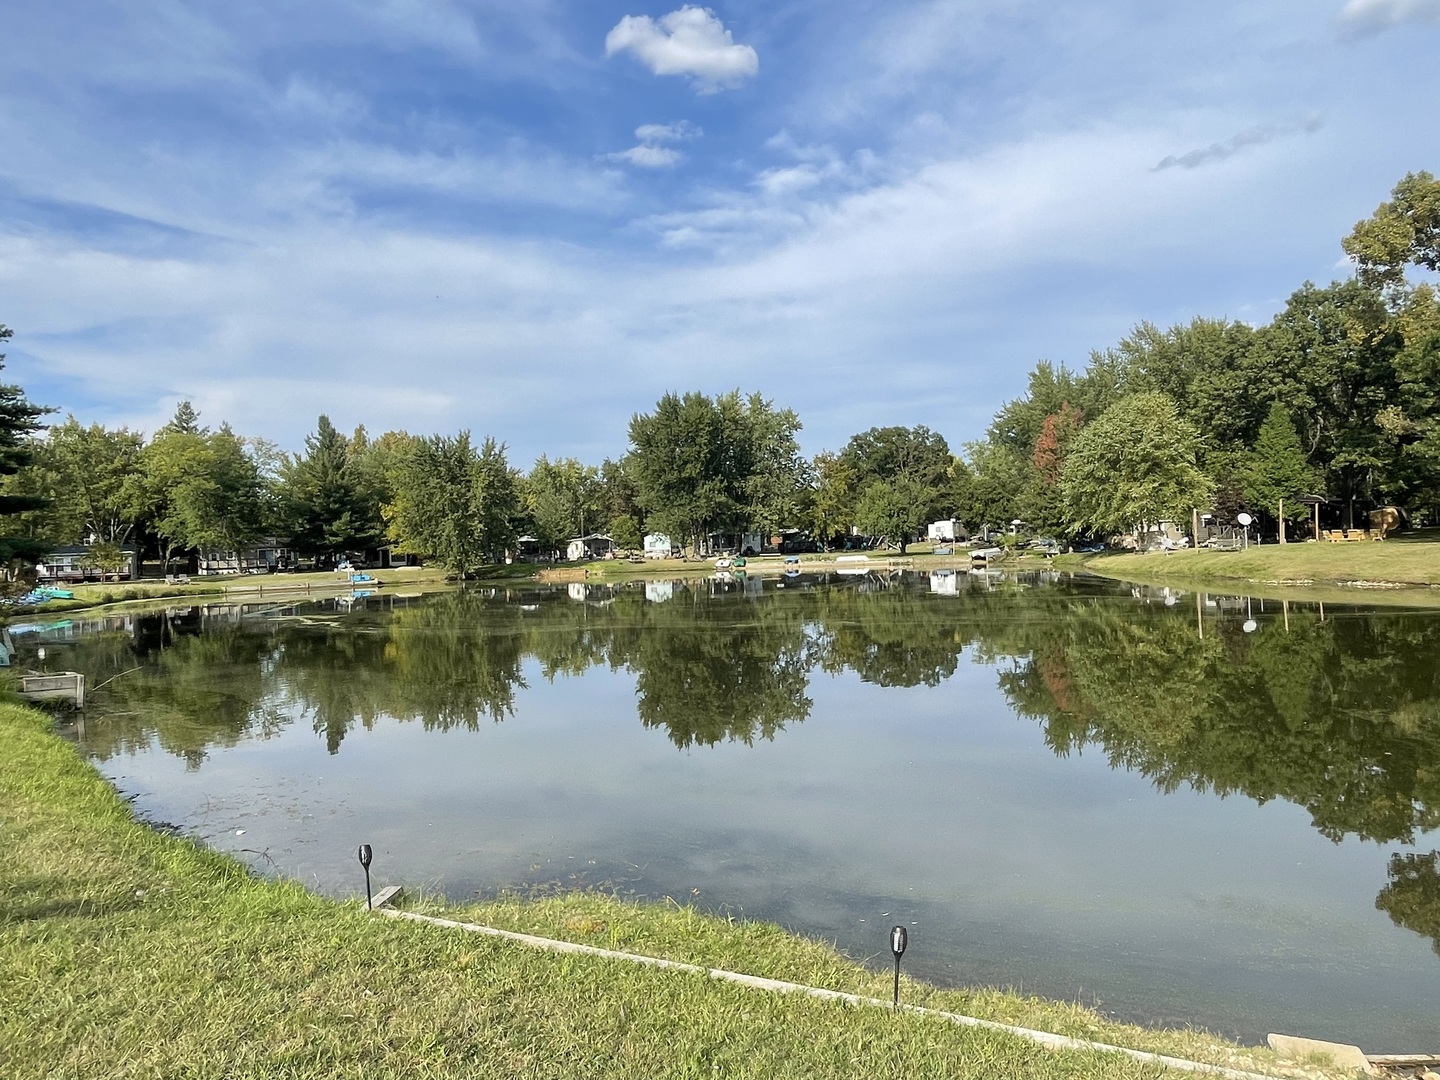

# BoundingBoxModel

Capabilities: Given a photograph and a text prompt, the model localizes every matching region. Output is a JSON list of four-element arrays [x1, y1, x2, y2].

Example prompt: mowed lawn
[[1083, 530, 1440, 589], [0, 703, 1325, 1080]]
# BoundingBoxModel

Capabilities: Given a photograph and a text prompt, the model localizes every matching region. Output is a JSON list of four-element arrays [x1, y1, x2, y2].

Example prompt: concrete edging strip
[[375, 907, 1285, 1080]]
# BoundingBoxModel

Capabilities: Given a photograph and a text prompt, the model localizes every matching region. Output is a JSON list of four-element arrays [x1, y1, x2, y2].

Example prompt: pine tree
[[0, 323, 54, 570], [1246, 403, 1317, 522], [283, 415, 380, 565]]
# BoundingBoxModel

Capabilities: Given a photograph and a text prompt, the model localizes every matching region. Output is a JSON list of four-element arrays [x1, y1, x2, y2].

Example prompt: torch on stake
[[357, 844, 373, 910], [890, 925, 908, 1008]]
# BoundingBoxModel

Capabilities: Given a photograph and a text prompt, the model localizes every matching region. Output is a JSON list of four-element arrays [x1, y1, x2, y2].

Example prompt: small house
[[197, 539, 296, 575], [566, 534, 616, 561], [512, 536, 544, 563], [36, 544, 140, 583]]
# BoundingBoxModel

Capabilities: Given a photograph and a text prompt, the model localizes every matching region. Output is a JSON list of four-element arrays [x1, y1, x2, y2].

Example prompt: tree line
[[0, 171, 1436, 576]]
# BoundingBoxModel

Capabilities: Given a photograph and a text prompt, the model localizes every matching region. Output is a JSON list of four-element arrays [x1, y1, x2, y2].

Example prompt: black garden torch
[[890, 925, 908, 1008], [357, 844, 373, 910]]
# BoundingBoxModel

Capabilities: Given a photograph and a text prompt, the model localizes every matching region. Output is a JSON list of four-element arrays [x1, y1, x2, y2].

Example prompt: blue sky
[[1, 0, 1437, 466]]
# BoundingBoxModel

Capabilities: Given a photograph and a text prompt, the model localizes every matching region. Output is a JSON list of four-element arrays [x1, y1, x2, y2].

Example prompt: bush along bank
[[1, 703, 1340, 1080]]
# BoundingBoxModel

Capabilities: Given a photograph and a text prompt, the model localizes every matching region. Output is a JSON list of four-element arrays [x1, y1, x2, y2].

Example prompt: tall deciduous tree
[[30, 417, 148, 545], [1059, 391, 1213, 539], [523, 456, 603, 551], [852, 476, 930, 553], [1257, 279, 1404, 518], [1021, 402, 1086, 534], [384, 433, 518, 578], [141, 404, 266, 571], [628, 390, 803, 552], [832, 425, 954, 536], [808, 451, 858, 543], [1344, 170, 1440, 292]]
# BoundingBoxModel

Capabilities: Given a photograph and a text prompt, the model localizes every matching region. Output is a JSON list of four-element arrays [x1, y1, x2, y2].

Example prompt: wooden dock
[[19, 671, 86, 708]]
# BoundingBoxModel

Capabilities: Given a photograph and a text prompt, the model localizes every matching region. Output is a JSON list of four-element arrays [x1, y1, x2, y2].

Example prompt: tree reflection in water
[[30, 573, 1440, 952]]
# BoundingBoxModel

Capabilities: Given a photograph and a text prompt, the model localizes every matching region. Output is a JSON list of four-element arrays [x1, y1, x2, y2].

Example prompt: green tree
[[523, 456, 603, 551], [829, 425, 954, 537], [852, 477, 928, 552], [140, 405, 266, 571], [1099, 318, 1262, 460], [31, 418, 147, 545], [385, 433, 518, 578], [183, 426, 267, 554], [741, 394, 809, 537], [960, 438, 1031, 531], [1376, 851, 1440, 957], [1059, 391, 1213, 538], [0, 323, 53, 572], [807, 451, 858, 543], [139, 404, 211, 571], [609, 513, 643, 551], [628, 390, 803, 552], [1019, 403, 1086, 534], [1344, 170, 1440, 292], [1245, 404, 1318, 526], [282, 415, 380, 565], [1256, 280, 1405, 518]]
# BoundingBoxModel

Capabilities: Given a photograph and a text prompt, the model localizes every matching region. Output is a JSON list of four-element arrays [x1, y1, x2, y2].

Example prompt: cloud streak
[[1152, 117, 1323, 171], [605, 6, 758, 93], [1338, 0, 1440, 37]]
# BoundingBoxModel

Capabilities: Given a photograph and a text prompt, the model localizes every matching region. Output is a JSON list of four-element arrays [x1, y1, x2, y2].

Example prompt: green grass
[[1063, 530, 1440, 599], [0, 703, 1329, 1080], [7, 566, 452, 618]]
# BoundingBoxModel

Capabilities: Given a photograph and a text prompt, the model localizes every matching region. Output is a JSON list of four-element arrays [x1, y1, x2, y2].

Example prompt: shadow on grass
[[2, 881, 140, 923]]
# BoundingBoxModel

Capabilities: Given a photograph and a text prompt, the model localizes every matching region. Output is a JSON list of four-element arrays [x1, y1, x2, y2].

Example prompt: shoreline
[[0, 702, 1346, 1079], [1054, 539, 1440, 607]]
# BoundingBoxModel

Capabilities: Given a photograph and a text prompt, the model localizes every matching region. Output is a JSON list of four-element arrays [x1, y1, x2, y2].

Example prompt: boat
[[969, 546, 1003, 564]]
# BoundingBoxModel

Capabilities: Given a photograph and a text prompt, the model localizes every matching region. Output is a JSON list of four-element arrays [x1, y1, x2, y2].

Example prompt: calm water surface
[[21, 571, 1440, 1048]]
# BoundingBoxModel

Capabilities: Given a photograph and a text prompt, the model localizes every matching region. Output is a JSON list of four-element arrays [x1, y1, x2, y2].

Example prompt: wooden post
[[1313, 502, 1320, 541], [1278, 499, 1285, 544], [1192, 507, 1200, 546]]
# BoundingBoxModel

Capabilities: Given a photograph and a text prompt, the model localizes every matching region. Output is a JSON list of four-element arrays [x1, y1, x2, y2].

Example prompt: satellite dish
[[1237, 512, 1253, 526]]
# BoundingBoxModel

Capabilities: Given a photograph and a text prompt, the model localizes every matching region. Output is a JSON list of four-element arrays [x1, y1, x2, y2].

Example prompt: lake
[[18, 569, 1440, 1049]]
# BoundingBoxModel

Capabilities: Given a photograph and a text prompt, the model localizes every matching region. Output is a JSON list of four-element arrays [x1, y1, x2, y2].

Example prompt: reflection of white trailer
[[927, 519, 968, 543]]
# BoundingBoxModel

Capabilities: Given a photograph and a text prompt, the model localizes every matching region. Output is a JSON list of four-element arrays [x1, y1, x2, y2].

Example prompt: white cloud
[[606, 119, 702, 169], [608, 144, 686, 168], [635, 120, 702, 143], [1338, 0, 1440, 36], [605, 6, 758, 93]]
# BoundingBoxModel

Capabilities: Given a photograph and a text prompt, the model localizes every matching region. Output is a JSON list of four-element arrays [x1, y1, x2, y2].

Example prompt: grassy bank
[[554, 549, 1043, 583], [1059, 532, 1440, 598], [1, 704, 1327, 1079], [7, 565, 451, 618]]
